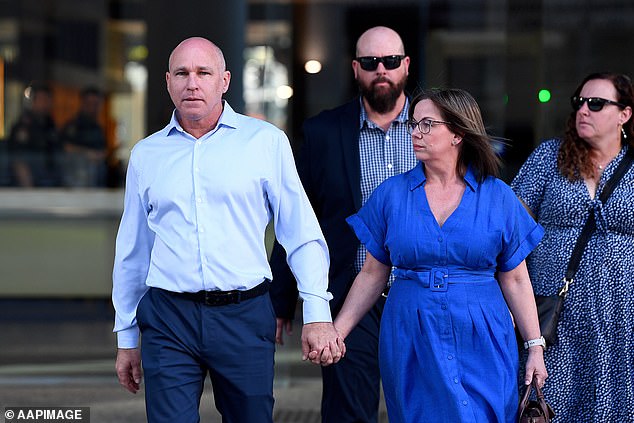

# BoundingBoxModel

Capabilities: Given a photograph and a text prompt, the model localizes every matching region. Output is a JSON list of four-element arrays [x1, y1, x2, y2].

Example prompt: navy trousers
[[136, 287, 276, 423], [321, 297, 385, 423]]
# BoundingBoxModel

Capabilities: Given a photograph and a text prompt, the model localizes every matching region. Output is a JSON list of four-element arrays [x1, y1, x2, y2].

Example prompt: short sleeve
[[345, 185, 391, 266], [497, 183, 545, 272], [511, 139, 560, 218]]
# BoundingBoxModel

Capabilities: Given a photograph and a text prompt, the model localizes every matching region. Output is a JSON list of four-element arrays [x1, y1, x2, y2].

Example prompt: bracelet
[[524, 336, 546, 350]]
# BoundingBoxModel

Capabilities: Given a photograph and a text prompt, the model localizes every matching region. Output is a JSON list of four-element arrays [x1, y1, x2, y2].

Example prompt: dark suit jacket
[[270, 98, 363, 319]]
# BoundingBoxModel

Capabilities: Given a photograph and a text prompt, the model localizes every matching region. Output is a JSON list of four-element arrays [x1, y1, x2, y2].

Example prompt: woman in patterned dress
[[512, 72, 634, 422], [331, 88, 547, 423]]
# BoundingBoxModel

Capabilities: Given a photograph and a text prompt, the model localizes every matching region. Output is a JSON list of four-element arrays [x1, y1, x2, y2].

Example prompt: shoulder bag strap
[[561, 148, 634, 294]]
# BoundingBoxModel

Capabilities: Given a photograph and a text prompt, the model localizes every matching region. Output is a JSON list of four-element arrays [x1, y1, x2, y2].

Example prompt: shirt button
[[447, 354, 453, 360], [441, 304, 447, 310], [386, 135, 390, 141], [195, 167, 200, 172], [196, 141, 202, 145], [454, 377, 459, 384], [197, 197, 203, 203], [387, 163, 393, 169], [199, 228, 205, 233], [462, 400, 468, 406], [437, 236, 443, 242]]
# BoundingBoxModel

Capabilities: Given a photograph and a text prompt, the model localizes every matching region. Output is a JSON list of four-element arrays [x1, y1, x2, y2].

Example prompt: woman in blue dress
[[512, 72, 634, 422], [332, 88, 548, 423]]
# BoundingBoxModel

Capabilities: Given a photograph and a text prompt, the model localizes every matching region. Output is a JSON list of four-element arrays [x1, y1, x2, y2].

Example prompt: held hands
[[115, 347, 143, 394], [524, 346, 548, 388], [301, 322, 346, 366]]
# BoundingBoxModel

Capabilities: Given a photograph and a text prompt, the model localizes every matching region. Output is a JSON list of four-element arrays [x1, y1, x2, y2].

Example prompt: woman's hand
[[524, 346, 548, 387]]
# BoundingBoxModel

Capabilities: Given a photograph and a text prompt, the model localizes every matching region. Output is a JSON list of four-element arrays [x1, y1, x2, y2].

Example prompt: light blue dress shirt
[[113, 102, 332, 348]]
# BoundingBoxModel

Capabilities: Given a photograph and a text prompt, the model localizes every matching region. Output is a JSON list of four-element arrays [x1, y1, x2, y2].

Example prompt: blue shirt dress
[[512, 139, 634, 422], [347, 162, 543, 423]]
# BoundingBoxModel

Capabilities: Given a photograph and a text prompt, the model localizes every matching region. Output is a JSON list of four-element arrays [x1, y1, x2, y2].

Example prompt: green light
[[538, 89, 551, 103]]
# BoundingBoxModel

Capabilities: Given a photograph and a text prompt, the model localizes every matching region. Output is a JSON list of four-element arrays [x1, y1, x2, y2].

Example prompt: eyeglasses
[[570, 96, 626, 112], [355, 55, 405, 71], [407, 118, 451, 135]]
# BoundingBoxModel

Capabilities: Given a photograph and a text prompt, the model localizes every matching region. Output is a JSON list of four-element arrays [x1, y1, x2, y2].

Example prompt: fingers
[[284, 320, 293, 336], [524, 369, 547, 388], [336, 336, 346, 359], [300, 322, 346, 365], [115, 348, 142, 394], [116, 365, 141, 394], [275, 319, 284, 345], [301, 338, 310, 361]]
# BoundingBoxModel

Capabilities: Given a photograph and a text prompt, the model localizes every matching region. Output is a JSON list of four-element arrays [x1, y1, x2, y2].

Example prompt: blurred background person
[[7, 82, 60, 187], [269, 26, 415, 423], [334, 88, 547, 423], [511, 72, 634, 422], [60, 86, 108, 187]]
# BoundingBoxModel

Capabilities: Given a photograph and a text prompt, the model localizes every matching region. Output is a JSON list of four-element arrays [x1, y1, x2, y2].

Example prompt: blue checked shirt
[[356, 98, 417, 278]]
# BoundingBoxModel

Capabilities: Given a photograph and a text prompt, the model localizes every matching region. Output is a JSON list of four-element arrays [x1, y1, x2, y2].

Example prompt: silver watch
[[524, 336, 546, 350]]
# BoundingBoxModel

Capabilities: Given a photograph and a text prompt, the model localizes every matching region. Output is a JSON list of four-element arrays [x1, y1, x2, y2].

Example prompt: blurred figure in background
[[7, 82, 61, 187], [60, 86, 108, 187]]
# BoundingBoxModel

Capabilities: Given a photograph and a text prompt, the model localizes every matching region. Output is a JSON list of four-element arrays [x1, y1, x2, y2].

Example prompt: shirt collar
[[358, 96, 410, 130], [164, 100, 238, 138], [407, 162, 479, 192]]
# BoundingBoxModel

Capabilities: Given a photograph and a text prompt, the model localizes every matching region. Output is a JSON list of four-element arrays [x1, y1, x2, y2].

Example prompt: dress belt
[[393, 268, 493, 292], [163, 279, 270, 306]]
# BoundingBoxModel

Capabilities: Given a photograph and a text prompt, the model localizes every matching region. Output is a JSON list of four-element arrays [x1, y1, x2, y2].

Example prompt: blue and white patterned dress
[[511, 139, 634, 422]]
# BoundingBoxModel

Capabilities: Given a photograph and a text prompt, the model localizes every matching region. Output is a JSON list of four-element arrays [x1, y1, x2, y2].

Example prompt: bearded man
[[269, 26, 416, 423]]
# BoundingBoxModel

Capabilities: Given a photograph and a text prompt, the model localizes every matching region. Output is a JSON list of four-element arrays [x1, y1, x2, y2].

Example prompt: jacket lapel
[[339, 100, 362, 210]]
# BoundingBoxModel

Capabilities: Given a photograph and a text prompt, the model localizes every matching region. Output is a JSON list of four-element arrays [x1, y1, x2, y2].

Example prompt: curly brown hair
[[558, 72, 634, 181]]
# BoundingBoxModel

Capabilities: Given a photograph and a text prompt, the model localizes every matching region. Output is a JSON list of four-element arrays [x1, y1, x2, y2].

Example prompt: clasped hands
[[299, 321, 346, 366]]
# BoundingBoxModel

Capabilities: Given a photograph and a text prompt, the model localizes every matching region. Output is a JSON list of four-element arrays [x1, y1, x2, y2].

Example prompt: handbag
[[518, 379, 555, 423], [536, 148, 634, 346]]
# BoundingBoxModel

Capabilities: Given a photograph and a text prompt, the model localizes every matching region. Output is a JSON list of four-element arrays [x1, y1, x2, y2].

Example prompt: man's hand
[[115, 348, 143, 394], [301, 322, 346, 366], [276, 318, 293, 345]]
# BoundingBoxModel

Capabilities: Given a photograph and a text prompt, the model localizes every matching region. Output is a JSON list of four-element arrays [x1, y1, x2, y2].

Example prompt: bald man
[[113, 37, 343, 423], [270, 26, 416, 423]]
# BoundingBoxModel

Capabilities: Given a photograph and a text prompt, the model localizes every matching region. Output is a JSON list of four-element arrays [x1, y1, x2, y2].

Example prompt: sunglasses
[[355, 55, 405, 71], [570, 96, 626, 112]]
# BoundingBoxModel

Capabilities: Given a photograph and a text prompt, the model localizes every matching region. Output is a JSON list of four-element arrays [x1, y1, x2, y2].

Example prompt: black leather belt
[[166, 279, 270, 306]]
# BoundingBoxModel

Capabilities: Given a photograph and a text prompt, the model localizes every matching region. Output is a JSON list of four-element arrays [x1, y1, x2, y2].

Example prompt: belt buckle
[[430, 268, 448, 292]]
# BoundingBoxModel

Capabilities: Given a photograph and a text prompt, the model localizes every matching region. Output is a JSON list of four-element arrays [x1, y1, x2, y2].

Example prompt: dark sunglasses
[[571, 96, 626, 112], [355, 55, 405, 71]]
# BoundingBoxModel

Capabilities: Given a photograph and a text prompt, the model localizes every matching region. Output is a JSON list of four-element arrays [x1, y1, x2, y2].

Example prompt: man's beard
[[359, 76, 407, 114]]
